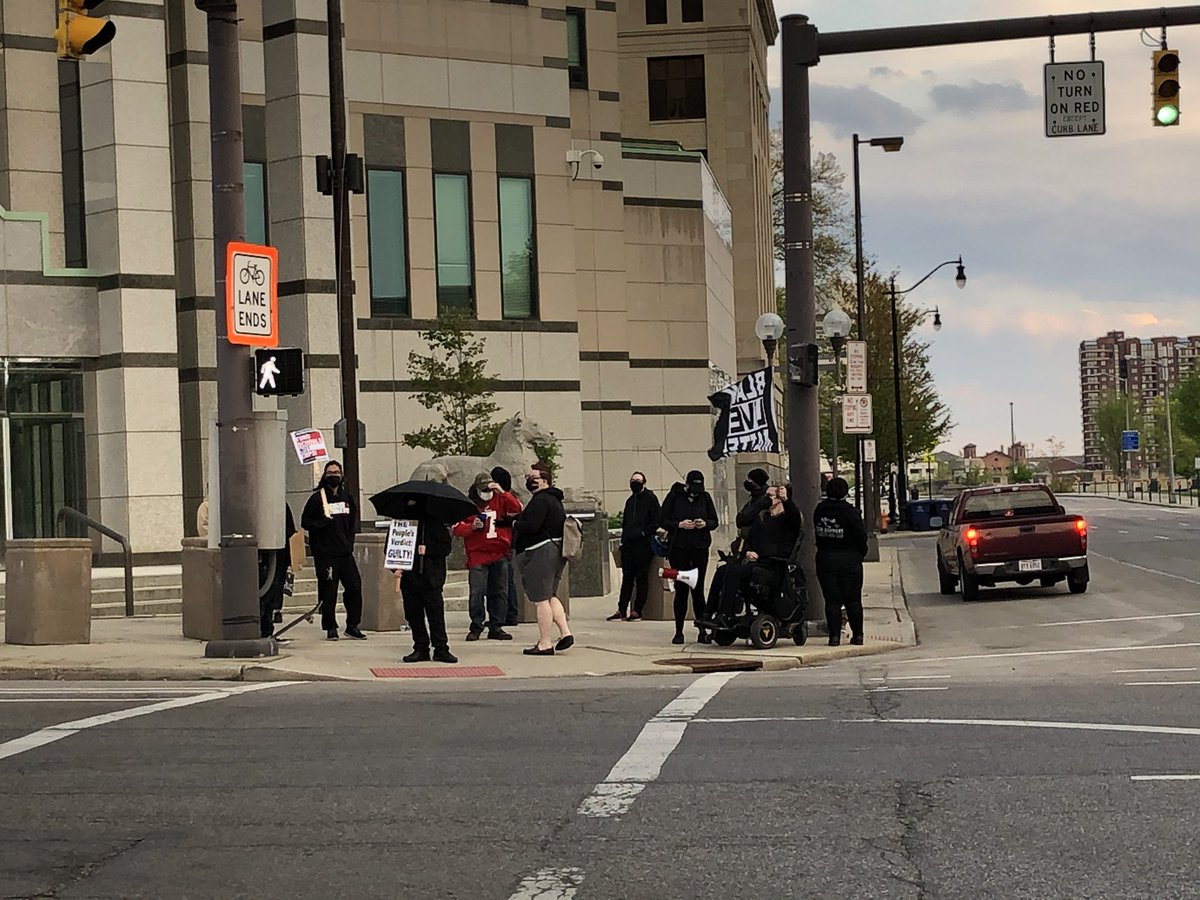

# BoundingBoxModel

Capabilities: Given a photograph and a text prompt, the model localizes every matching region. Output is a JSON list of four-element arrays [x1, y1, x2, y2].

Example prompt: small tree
[[1012, 462, 1034, 484], [402, 312, 501, 457]]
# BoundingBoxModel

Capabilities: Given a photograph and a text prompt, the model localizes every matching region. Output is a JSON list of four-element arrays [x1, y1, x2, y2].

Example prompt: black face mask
[[326, 475, 342, 488], [630, 481, 644, 494], [687, 483, 702, 496], [743, 480, 758, 493], [526, 477, 540, 492]]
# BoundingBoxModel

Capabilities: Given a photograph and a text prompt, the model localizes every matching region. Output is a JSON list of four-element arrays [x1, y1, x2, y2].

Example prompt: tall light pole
[[889, 257, 965, 529], [1159, 354, 1178, 504], [1010, 401, 1016, 479], [822, 307, 852, 477], [852, 134, 902, 553]]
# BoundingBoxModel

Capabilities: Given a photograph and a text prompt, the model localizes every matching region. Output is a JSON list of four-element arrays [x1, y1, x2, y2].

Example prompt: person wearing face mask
[[491, 466, 523, 627], [660, 470, 719, 644], [512, 461, 572, 656], [398, 498, 458, 664], [452, 472, 523, 641], [813, 476, 868, 646], [715, 484, 802, 625], [607, 471, 662, 622], [734, 468, 772, 551], [300, 460, 365, 641]]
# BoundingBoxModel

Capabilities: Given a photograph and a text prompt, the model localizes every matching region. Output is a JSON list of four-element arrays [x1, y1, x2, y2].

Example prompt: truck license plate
[[1018, 559, 1042, 572]]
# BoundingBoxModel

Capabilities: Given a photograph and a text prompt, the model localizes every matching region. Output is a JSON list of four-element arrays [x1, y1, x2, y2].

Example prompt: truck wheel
[[937, 552, 956, 595], [959, 553, 979, 602], [1068, 574, 1088, 594]]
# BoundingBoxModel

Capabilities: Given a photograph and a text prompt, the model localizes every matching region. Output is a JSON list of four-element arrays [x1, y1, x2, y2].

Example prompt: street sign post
[[1122, 429, 1140, 452], [1045, 61, 1106, 137], [845, 340, 867, 393], [842, 393, 873, 434], [226, 242, 279, 347]]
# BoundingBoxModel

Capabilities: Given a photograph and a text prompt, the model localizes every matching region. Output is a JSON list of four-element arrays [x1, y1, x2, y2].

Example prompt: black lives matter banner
[[707, 367, 779, 461]]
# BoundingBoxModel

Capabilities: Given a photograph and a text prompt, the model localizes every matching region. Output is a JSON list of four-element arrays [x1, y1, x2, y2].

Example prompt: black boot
[[403, 648, 431, 663], [433, 648, 458, 664]]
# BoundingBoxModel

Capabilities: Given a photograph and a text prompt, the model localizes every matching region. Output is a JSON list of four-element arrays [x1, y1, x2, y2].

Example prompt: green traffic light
[[1157, 104, 1180, 125]]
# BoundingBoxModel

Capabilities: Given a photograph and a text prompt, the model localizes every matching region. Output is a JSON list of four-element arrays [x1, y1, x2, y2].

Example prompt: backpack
[[561, 515, 584, 561]]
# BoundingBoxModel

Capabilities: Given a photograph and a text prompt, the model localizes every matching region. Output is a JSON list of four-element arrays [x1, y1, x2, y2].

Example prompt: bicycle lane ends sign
[[226, 241, 279, 347]]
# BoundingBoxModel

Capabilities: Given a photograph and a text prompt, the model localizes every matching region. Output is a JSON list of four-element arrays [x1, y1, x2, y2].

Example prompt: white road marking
[[0, 686, 247, 694], [848, 717, 1200, 737], [892, 641, 1200, 665], [866, 675, 952, 682], [1033, 611, 1200, 628], [868, 686, 949, 693], [1154, 535, 1171, 541], [1124, 681, 1200, 687], [1113, 668, 1199, 674], [577, 672, 738, 819], [1131, 775, 1200, 782], [1092, 553, 1200, 587], [508, 867, 585, 900], [1118, 530, 1129, 535], [0, 683, 295, 763], [0, 699, 170, 704], [693, 716, 826, 724]]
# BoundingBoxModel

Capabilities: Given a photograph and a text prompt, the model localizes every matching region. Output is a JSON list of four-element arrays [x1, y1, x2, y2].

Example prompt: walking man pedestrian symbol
[[259, 356, 280, 391]]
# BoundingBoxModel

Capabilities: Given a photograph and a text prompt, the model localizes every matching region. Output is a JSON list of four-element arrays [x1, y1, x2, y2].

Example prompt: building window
[[682, 0, 703, 22], [243, 162, 268, 245], [566, 8, 587, 89], [645, 0, 667, 24], [499, 177, 536, 319], [648, 56, 706, 121], [434, 173, 474, 312], [58, 61, 86, 268], [366, 168, 410, 316]]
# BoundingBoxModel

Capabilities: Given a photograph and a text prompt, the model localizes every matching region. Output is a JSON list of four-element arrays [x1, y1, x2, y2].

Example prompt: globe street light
[[822, 307, 852, 477], [756, 312, 785, 366], [889, 257, 965, 529]]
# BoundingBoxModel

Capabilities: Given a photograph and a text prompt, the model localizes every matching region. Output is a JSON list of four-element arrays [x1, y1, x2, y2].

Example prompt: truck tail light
[[1075, 518, 1088, 550], [965, 526, 979, 558]]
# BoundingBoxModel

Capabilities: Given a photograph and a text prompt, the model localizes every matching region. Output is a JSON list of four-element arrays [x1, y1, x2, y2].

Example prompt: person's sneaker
[[672, 633, 685, 645], [627, 612, 643, 622], [850, 635, 864, 645], [488, 630, 514, 641], [344, 627, 367, 640], [403, 649, 431, 663], [466, 631, 482, 642], [273, 611, 284, 624], [555, 635, 574, 652], [433, 649, 458, 664], [523, 645, 554, 656], [326, 629, 339, 641], [606, 611, 626, 622]]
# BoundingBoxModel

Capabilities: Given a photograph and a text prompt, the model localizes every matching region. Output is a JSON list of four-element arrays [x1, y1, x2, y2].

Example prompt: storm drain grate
[[654, 656, 763, 673], [371, 666, 505, 678]]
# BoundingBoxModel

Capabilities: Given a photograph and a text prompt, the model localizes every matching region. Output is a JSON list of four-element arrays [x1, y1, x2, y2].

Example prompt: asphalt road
[[4, 496, 1200, 899]]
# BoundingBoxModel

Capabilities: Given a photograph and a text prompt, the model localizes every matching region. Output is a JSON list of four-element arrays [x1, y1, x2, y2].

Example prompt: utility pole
[[1010, 401, 1016, 479], [1161, 356, 1178, 504], [196, 0, 273, 655]]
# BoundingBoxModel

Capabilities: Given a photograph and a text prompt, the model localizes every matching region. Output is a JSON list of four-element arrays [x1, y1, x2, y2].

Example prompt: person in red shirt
[[452, 472, 524, 641]]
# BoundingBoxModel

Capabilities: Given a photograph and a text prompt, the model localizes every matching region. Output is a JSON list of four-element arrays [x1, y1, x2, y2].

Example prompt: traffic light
[[1153, 48, 1180, 126], [1119, 356, 1129, 384], [56, 0, 116, 60], [788, 343, 820, 386]]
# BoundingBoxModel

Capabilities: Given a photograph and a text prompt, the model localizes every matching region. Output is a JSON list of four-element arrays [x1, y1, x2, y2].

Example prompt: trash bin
[[907, 501, 931, 532], [930, 499, 954, 529]]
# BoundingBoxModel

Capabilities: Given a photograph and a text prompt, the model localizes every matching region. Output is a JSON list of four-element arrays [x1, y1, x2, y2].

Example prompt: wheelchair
[[699, 536, 808, 650]]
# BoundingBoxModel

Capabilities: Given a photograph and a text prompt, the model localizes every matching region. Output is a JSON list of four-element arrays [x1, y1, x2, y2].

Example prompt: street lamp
[[822, 307, 852, 477], [889, 256, 966, 529], [852, 133, 904, 549], [756, 312, 785, 366]]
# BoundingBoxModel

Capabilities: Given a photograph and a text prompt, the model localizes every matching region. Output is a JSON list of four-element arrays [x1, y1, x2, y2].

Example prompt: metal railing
[[56, 507, 134, 617]]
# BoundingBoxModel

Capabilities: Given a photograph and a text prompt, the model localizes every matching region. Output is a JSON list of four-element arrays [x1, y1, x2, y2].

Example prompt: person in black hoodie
[[491, 465, 523, 627], [257, 503, 296, 639], [608, 471, 661, 622], [734, 467, 772, 549], [813, 476, 868, 646], [513, 460, 573, 656], [300, 461, 365, 641], [716, 485, 802, 623], [398, 498, 458, 664], [660, 470, 719, 644]]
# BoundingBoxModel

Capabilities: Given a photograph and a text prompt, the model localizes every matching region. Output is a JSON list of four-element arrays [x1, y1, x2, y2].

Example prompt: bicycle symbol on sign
[[239, 261, 266, 286]]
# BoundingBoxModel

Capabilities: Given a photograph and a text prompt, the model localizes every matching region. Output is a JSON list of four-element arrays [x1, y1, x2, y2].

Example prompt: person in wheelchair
[[711, 485, 802, 626]]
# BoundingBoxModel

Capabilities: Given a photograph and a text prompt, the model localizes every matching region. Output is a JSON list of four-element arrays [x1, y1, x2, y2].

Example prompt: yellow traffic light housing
[[1153, 48, 1181, 127], [56, 0, 116, 60]]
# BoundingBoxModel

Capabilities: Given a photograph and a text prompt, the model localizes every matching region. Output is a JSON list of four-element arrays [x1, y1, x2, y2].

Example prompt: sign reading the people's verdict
[[385, 519, 419, 571], [290, 429, 329, 466], [707, 367, 780, 460]]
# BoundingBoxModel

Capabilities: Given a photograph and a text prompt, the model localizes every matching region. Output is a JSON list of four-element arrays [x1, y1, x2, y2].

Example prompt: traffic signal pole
[[196, 0, 274, 657], [782, 5, 1200, 574]]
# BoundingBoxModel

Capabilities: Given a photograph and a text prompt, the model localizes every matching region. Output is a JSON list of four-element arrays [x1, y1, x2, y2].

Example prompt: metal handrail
[[56, 507, 134, 617]]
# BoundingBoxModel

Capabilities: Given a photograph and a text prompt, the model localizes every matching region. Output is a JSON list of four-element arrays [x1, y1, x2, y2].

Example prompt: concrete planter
[[181, 537, 222, 642], [4, 538, 93, 645], [354, 533, 407, 631]]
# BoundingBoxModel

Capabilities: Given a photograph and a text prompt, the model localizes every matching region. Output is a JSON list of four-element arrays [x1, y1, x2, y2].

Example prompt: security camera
[[590, 151, 605, 169]]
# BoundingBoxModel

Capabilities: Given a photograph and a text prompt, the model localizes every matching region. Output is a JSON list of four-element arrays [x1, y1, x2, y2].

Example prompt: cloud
[[869, 65, 904, 79], [928, 79, 1038, 116], [809, 84, 925, 138]]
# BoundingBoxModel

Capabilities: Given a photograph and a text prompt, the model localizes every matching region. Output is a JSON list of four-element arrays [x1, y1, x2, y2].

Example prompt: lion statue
[[410, 413, 556, 502]]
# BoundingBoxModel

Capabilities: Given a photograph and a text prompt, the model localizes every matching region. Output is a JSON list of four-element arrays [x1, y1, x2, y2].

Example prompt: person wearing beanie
[[490, 466, 522, 626], [300, 460, 366, 641], [813, 476, 869, 646], [660, 469, 719, 644], [734, 467, 773, 551], [452, 472, 523, 641], [609, 471, 662, 622]]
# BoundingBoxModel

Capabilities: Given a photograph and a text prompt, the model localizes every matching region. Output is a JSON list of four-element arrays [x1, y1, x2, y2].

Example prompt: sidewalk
[[0, 550, 914, 682]]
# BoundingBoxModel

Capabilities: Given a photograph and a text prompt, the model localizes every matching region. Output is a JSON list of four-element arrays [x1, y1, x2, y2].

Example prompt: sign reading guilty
[[707, 367, 780, 460], [226, 242, 279, 347]]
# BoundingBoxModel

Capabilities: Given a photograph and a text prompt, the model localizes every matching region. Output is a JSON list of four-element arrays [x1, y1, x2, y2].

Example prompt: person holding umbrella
[[369, 480, 479, 665], [301, 460, 365, 641]]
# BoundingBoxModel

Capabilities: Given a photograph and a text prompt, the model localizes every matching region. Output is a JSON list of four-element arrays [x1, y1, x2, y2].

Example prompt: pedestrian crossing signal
[[1153, 49, 1181, 127], [254, 347, 305, 397], [56, 0, 116, 60]]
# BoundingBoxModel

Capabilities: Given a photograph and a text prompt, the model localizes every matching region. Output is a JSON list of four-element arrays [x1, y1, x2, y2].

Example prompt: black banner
[[707, 367, 779, 461]]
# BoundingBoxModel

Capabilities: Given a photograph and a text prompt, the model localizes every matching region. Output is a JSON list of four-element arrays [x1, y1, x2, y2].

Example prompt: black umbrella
[[369, 480, 477, 525]]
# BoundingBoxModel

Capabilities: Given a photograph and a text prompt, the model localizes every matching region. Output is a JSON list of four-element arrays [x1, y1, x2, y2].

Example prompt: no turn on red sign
[[226, 242, 279, 347]]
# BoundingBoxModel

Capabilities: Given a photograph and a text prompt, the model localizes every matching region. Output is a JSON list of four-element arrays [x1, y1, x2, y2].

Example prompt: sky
[[767, 1, 1200, 458]]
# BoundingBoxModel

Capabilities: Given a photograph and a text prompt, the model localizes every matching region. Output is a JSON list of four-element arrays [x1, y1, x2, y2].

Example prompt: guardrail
[[56, 507, 134, 616]]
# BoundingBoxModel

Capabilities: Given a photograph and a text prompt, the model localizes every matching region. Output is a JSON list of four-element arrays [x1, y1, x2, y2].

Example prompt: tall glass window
[[434, 173, 474, 312], [566, 8, 588, 89], [499, 177, 536, 319], [367, 168, 410, 316], [58, 61, 87, 268], [243, 162, 268, 245]]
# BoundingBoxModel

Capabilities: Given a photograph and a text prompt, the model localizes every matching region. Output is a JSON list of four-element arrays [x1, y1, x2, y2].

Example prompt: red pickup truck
[[935, 484, 1089, 601]]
